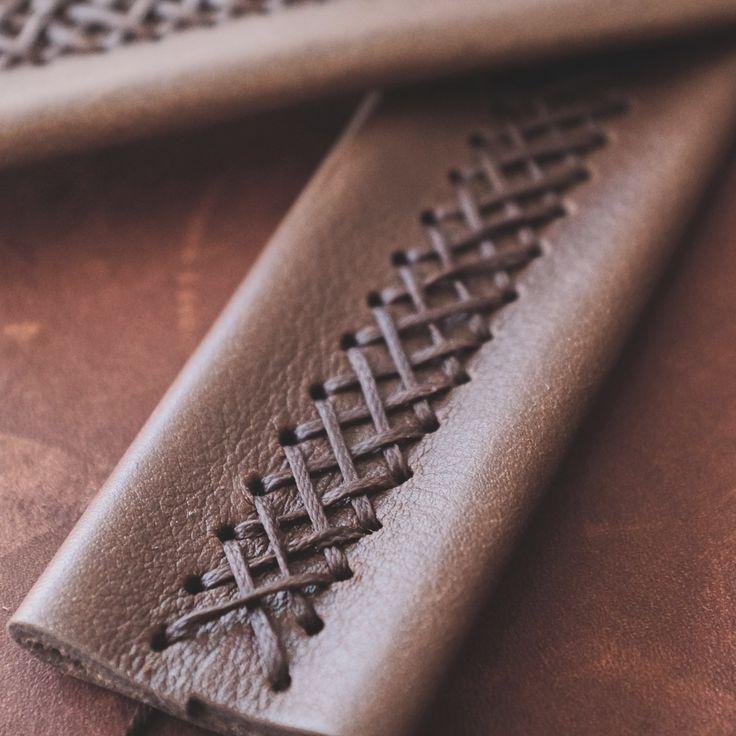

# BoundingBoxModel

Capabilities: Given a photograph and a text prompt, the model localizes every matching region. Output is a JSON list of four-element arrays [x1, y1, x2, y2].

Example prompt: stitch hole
[[447, 168, 464, 184], [308, 382, 327, 401], [391, 250, 409, 267], [246, 474, 266, 497], [503, 289, 519, 304], [340, 332, 358, 350], [366, 291, 383, 308], [149, 625, 169, 652], [529, 242, 544, 258], [183, 574, 204, 595], [273, 671, 292, 692], [468, 132, 487, 148], [393, 465, 414, 485], [334, 565, 354, 582], [278, 427, 298, 446], [186, 698, 205, 718], [302, 614, 325, 636], [419, 209, 437, 226], [423, 415, 440, 433], [215, 523, 236, 542], [577, 165, 593, 181], [453, 369, 471, 386]]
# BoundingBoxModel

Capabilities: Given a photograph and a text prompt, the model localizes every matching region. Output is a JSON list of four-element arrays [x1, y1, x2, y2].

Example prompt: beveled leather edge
[[1, 0, 736, 169]]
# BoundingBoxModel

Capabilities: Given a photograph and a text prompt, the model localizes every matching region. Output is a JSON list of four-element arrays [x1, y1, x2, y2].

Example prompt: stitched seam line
[[153, 87, 628, 690]]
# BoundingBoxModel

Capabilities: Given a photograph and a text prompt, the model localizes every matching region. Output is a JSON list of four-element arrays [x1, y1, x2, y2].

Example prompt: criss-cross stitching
[[0, 0, 315, 69], [155, 86, 628, 690]]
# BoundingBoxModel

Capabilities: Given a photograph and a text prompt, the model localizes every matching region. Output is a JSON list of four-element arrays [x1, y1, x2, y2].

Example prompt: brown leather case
[[9, 48, 736, 736], [2, 0, 736, 169]]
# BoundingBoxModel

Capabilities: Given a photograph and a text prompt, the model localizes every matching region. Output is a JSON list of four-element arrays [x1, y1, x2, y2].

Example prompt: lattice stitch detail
[[154, 86, 627, 690], [0, 0, 315, 68]]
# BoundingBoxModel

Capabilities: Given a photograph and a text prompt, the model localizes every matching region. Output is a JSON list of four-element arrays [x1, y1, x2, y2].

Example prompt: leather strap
[[2, 0, 736, 169], [10, 46, 736, 736]]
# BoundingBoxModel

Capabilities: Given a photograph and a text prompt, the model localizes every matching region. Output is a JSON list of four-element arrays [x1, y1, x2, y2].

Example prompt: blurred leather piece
[[419, 145, 736, 736], [0, 100, 350, 736], [2, 0, 736, 169], [10, 47, 736, 736]]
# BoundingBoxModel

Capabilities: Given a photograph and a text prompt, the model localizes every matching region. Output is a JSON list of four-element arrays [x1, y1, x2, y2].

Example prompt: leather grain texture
[[9, 48, 736, 736], [1, 0, 736, 168], [0, 101, 349, 736], [419, 144, 736, 736]]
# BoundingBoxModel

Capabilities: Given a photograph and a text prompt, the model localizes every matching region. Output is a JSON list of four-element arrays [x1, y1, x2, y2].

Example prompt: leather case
[[9, 47, 736, 736], [2, 0, 736, 169]]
